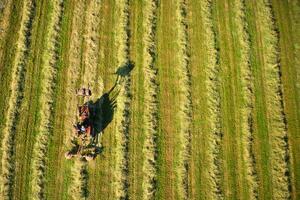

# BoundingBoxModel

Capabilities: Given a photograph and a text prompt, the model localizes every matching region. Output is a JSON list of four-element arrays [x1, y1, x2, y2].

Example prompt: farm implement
[[65, 86, 98, 161]]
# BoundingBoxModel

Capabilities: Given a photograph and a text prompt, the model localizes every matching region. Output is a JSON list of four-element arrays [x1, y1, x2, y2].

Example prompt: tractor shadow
[[89, 61, 134, 153]]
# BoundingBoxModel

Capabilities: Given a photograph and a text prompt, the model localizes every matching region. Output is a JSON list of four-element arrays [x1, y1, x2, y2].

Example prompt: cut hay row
[[30, 1, 64, 199], [258, 0, 291, 198], [202, 0, 223, 199], [70, 160, 89, 200], [113, 0, 131, 199], [65, 0, 85, 146], [0, 0, 12, 48], [66, 1, 88, 199], [0, 0, 36, 199], [175, 0, 192, 199], [141, 0, 159, 199], [82, 0, 103, 97], [232, 0, 258, 198]]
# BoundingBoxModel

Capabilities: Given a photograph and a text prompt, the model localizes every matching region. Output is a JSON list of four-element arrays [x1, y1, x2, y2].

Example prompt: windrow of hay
[[0, 0, 36, 199], [203, 0, 223, 199], [30, 1, 64, 199], [65, 0, 85, 145], [66, 1, 88, 199], [141, 0, 159, 199], [70, 160, 89, 200], [0, 0, 12, 48], [258, 0, 291, 198], [175, 0, 192, 199], [113, 0, 131, 199], [233, 0, 258, 198], [82, 0, 103, 98]]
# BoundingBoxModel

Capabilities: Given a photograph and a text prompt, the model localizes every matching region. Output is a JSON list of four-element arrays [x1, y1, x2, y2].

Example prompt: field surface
[[0, 0, 299, 199]]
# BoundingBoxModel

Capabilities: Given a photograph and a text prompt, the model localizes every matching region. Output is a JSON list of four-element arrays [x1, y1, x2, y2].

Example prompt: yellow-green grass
[[127, 0, 147, 199], [87, 0, 117, 199], [11, 1, 56, 199], [137, 0, 160, 199], [186, 0, 223, 199], [30, 0, 64, 199], [0, 0, 37, 199], [42, 0, 74, 199], [155, 0, 185, 199], [271, 0, 300, 199], [213, 0, 260, 199], [0, 0, 298, 199], [58, 1, 89, 199], [175, 0, 192, 199], [112, 0, 132, 198], [245, 0, 291, 199], [0, 0, 24, 175]]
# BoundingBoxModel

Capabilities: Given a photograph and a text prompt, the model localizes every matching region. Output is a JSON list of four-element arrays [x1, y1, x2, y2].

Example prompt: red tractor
[[65, 86, 97, 161]]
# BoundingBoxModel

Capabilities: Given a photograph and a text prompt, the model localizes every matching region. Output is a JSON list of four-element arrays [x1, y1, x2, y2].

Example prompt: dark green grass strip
[[271, 0, 300, 199]]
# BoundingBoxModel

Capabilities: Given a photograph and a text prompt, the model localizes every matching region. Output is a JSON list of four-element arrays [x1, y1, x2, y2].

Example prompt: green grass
[[0, 0, 298, 199]]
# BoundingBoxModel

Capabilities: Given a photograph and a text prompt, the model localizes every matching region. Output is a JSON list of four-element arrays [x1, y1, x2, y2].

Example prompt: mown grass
[[30, 0, 64, 199], [12, 1, 54, 199], [0, 0, 24, 174], [259, 1, 291, 198], [186, 0, 224, 199], [65, 1, 89, 199], [127, 0, 146, 199], [271, 0, 300, 198], [140, 0, 159, 199], [175, 0, 192, 199], [43, 1, 74, 199], [0, 0, 37, 199], [86, 0, 117, 199], [213, 0, 260, 199], [245, 0, 291, 199], [81, 0, 102, 96], [112, 0, 131, 199]]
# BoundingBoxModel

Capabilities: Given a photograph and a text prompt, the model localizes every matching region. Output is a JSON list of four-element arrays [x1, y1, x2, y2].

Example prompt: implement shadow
[[89, 61, 134, 152]]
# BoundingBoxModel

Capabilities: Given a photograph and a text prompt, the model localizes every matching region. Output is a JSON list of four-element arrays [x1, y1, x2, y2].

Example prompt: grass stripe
[[82, 0, 102, 95], [113, 0, 131, 198], [175, 0, 192, 199], [30, 0, 64, 199], [42, 1, 74, 199], [232, 0, 258, 198], [203, 0, 224, 198], [141, 0, 159, 199], [260, 1, 291, 198], [0, 0, 36, 198], [245, 0, 291, 198], [0, 0, 13, 54], [272, 0, 300, 198], [0, 0, 24, 172], [186, 0, 224, 198], [87, 0, 117, 198], [213, 0, 259, 198], [127, 0, 145, 199], [66, 1, 89, 199]]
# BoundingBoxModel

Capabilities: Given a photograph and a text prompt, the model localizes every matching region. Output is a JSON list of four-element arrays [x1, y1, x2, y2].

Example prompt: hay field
[[0, 0, 299, 199]]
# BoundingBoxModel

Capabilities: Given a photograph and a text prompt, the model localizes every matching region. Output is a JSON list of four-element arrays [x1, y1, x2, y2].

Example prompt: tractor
[[65, 86, 98, 161]]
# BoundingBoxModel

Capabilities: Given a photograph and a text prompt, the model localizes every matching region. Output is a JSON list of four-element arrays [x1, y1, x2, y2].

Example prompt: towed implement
[[65, 86, 98, 161]]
